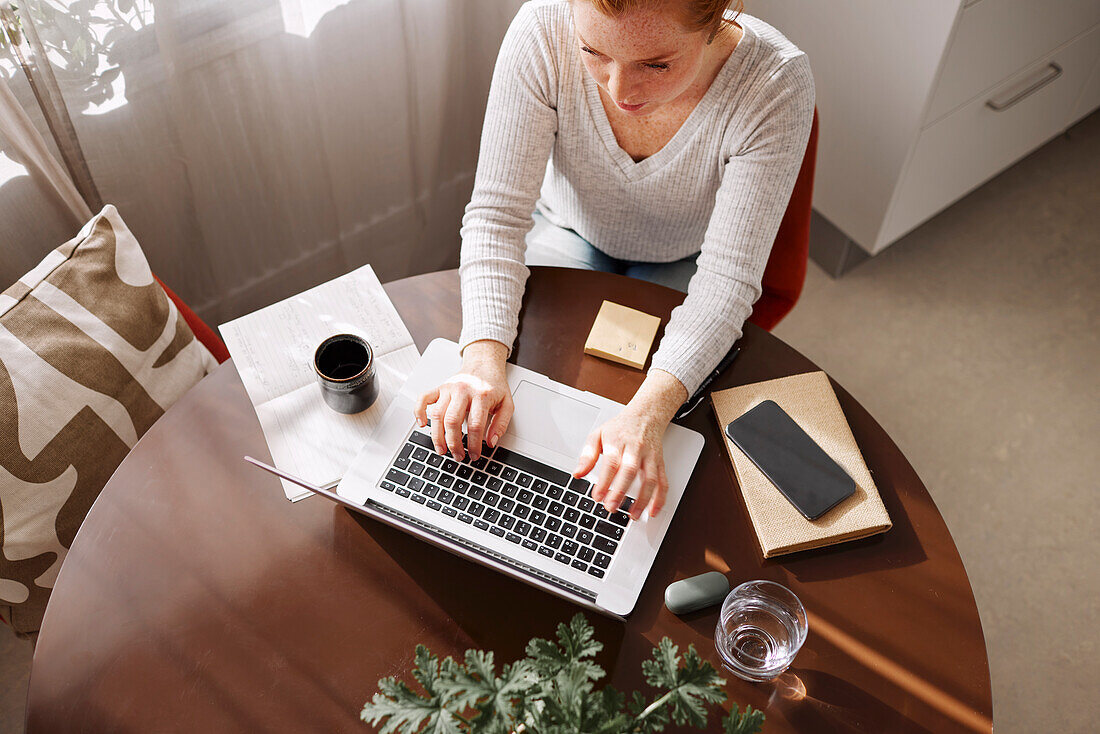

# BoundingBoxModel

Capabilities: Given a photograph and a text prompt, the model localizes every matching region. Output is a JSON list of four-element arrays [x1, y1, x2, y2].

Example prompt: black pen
[[674, 346, 741, 420]]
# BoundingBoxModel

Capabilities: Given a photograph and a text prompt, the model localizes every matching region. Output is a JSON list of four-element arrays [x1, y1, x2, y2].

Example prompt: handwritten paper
[[220, 265, 419, 500]]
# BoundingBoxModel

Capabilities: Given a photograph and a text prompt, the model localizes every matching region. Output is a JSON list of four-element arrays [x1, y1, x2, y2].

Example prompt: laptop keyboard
[[380, 431, 632, 580]]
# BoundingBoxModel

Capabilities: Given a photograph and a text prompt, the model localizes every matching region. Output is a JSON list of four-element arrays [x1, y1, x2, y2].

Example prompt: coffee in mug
[[313, 334, 379, 414]]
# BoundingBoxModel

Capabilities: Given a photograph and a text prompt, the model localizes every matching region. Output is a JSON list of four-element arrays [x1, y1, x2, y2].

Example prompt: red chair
[[155, 276, 230, 363], [747, 108, 819, 332]]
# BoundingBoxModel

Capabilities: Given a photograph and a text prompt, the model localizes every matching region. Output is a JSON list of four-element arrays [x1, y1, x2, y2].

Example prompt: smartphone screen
[[725, 400, 855, 520]]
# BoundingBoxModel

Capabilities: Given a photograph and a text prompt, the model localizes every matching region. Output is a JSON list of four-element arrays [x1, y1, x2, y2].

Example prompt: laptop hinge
[[367, 500, 597, 602]]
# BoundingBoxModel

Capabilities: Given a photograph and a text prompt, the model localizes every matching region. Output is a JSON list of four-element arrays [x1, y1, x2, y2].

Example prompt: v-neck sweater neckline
[[580, 19, 755, 181]]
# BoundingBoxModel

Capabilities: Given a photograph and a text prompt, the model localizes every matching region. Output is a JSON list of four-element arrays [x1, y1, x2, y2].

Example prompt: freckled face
[[572, 1, 711, 116]]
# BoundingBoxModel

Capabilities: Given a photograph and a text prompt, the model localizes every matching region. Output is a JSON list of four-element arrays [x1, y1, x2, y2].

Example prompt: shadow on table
[[635, 421, 928, 611], [346, 510, 627, 669], [766, 670, 936, 734], [695, 400, 930, 585], [773, 456, 927, 584]]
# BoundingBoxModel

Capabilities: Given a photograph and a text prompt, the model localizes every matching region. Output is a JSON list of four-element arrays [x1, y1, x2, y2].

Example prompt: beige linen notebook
[[710, 371, 892, 558]]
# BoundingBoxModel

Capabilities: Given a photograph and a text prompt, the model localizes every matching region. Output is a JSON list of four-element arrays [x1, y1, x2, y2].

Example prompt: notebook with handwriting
[[220, 265, 419, 501], [710, 371, 891, 558]]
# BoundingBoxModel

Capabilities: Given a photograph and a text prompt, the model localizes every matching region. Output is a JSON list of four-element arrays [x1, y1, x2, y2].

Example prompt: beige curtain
[[0, 0, 523, 324], [0, 78, 91, 224]]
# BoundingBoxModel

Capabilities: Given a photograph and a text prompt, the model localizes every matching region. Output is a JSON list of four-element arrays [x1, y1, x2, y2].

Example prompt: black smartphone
[[725, 400, 855, 520]]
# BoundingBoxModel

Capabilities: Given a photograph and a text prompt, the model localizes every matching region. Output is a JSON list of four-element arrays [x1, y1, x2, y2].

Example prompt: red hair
[[582, 0, 744, 40]]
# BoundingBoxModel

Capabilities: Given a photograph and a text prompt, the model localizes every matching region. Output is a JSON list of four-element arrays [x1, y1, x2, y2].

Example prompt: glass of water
[[715, 580, 808, 682]]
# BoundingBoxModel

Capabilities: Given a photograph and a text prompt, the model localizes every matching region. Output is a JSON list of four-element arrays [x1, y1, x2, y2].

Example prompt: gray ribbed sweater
[[458, 0, 814, 394]]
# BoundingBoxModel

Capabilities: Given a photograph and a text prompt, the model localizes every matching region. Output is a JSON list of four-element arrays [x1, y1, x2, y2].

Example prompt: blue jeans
[[524, 211, 699, 293]]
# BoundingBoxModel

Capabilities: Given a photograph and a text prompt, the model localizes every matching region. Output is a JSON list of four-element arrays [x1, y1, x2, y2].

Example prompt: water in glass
[[715, 580, 807, 682]]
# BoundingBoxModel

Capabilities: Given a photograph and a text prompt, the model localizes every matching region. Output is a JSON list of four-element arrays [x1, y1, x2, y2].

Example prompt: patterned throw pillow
[[0, 205, 217, 638]]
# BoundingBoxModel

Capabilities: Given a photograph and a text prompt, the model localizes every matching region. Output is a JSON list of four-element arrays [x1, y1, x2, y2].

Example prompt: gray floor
[[2, 112, 1097, 733], [772, 110, 1100, 733]]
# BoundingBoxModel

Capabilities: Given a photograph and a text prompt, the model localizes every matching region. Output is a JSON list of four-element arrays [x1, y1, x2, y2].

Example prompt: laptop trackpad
[[510, 380, 600, 459]]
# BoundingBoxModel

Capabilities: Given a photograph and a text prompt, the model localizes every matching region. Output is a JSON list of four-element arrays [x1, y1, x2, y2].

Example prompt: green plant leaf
[[436, 651, 538, 733], [582, 685, 631, 734], [411, 645, 449, 698], [554, 662, 595, 720], [361, 646, 465, 734], [641, 640, 727, 728], [526, 613, 604, 683], [722, 703, 766, 734], [361, 677, 463, 734], [363, 617, 752, 734], [531, 665, 625, 734], [628, 690, 670, 733], [557, 613, 603, 661]]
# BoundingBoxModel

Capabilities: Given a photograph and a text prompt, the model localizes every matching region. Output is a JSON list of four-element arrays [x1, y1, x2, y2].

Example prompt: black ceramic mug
[[313, 334, 379, 414]]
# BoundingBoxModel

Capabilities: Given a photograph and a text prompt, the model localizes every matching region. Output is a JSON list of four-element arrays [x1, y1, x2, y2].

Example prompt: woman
[[415, 0, 814, 521]]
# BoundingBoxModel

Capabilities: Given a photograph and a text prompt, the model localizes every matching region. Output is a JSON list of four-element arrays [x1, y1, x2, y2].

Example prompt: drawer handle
[[986, 63, 1063, 112]]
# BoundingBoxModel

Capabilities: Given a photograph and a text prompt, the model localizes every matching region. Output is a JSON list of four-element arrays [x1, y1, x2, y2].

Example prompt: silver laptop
[[296, 338, 703, 617]]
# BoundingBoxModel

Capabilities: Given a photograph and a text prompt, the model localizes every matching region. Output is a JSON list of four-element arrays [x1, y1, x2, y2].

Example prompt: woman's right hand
[[414, 339, 513, 461]]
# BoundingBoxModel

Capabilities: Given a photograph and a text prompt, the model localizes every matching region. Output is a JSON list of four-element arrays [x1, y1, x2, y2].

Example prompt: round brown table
[[27, 268, 992, 733]]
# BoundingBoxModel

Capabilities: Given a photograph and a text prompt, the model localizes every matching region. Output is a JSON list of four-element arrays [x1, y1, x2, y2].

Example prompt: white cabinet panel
[[926, 0, 1100, 124], [744, 0, 962, 248], [746, 1, 1100, 259], [1071, 53, 1100, 125], [881, 24, 1100, 249]]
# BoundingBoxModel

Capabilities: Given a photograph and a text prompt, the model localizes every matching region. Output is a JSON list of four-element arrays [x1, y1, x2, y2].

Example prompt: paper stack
[[220, 265, 419, 501]]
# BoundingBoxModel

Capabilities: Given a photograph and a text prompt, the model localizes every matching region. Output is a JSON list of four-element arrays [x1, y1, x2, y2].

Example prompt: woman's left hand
[[573, 370, 688, 520]]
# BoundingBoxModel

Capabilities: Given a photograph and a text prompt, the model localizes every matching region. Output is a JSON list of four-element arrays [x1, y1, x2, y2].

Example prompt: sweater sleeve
[[458, 4, 559, 356], [649, 55, 815, 395]]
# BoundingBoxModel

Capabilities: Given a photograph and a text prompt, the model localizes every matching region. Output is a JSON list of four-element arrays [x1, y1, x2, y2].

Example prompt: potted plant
[[363, 614, 764, 733]]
